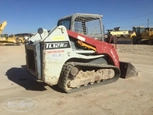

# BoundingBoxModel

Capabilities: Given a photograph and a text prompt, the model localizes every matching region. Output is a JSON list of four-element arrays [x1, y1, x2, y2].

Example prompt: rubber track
[[58, 62, 120, 93]]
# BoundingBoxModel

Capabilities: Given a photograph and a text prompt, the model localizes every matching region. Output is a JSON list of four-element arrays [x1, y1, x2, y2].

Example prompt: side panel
[[67, 30, 120, 67], [42, 27, 73, 85], [25, 43, 41, 79], [42, 42, 72, 85]]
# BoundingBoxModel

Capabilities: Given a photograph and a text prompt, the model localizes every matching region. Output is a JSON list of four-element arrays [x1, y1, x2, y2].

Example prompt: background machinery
[[25, 13, 138, 93], [14, 33, 33, 43], [107, 27, 130, 38], [0, 21, 7, 34], [132, 26, 153, 45], [105, 27, 135, 43], [0, 21, 26, 45]]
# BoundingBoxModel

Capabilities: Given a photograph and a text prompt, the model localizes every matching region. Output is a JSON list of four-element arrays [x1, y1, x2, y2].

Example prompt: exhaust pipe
[[119, 62, 138, 79]]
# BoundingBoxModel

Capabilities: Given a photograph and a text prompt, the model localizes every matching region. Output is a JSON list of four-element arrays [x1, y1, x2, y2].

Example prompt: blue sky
[[0, 0, 153, 34]]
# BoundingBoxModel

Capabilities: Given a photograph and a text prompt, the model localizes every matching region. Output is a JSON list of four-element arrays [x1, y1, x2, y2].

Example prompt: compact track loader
[[25, 13, 138, 93]]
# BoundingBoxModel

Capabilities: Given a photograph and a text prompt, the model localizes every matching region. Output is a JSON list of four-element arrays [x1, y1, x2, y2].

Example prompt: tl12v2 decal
[[45, 41, 70, 49]]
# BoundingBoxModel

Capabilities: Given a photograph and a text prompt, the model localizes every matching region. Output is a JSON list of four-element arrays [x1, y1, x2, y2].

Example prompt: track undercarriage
[[58, 62, 120, 93]]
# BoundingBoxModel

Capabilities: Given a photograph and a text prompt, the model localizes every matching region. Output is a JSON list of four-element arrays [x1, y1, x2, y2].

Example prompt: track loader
[[25, 13, 138, 93]]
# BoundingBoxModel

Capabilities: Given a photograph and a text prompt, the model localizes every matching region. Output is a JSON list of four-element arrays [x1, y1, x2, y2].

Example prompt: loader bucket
[[119, 62, 138, 79]]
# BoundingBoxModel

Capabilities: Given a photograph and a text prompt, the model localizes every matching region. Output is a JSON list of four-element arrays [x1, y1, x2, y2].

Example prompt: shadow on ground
[[6, 65, 63, 93]]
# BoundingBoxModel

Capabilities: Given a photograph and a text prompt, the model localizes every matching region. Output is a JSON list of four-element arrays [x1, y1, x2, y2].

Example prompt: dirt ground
[[0, 44, 153, 115]]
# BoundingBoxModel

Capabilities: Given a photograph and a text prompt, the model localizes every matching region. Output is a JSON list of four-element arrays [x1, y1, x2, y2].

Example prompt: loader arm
[[67, 30, 120, 68], [0, 21, 7, 34]]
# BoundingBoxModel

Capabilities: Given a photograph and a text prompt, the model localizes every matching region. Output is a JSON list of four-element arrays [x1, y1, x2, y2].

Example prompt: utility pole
[[147, 19, 149, 27]]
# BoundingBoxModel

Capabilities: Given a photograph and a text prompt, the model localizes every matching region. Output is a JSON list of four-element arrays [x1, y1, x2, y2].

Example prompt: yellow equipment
[[105, 27, 136, 43], [0, 21, 7, 34], [14, 33, 33, 43], [108, 27, 130, 38], [0, 21, 24, 45], [132, 26, 153, 44]]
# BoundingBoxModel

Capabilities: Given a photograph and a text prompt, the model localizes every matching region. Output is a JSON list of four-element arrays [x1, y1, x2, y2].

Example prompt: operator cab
[[57, 13, 104, 41], [132, 26, 145, 36]]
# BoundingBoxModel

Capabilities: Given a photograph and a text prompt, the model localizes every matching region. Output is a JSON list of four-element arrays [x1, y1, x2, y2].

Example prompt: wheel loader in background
[[25, 13, 138, 93], [132, 26, 153, 45]]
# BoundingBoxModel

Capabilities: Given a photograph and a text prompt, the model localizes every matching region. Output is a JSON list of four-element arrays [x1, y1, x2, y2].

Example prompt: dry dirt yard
[[0, 44, 153, 115]]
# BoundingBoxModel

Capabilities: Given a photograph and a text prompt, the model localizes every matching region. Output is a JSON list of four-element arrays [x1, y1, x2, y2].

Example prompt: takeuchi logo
[[3, 97, 37, 112]]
